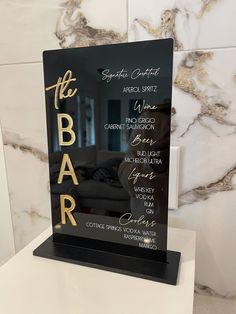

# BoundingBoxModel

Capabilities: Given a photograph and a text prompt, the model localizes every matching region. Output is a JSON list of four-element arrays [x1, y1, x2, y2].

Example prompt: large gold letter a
[[57, 153, 79, 185]]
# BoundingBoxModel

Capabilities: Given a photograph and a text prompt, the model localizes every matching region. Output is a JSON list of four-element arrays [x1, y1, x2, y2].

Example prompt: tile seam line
[[0, 45, 236, 67], [0, 61, 42, 67], [174, 45, 236, 54]]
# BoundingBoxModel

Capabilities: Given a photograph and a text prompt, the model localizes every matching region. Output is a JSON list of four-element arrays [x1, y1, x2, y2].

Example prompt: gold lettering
[[57, 113, 76, 146], [128, 167, 156, 184], [60, 194, 77, 226], [58, 154, 79, 185], [131, 134, 156, 147], [45, 70, 78, 109]]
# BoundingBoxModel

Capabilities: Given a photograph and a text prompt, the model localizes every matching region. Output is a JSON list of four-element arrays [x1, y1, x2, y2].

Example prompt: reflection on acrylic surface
[[44, 39, 173, 250]]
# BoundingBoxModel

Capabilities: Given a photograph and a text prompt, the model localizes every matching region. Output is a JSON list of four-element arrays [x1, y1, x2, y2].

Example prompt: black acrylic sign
[[34, 39, 181, 285]]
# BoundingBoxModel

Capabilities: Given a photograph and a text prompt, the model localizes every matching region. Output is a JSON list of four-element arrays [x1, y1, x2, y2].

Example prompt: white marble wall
[[0, 0, 127, 252], [128, 1, 236, 297], [0, 123, 15, 265], [128, 0, 236, 50], [0, 63, 51, 251], [170, 49, 236, 297], [0, 0, 235, 298]]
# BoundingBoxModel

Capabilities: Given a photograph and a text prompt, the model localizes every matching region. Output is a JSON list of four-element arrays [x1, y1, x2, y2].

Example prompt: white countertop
[[0, 227, 195, 314]]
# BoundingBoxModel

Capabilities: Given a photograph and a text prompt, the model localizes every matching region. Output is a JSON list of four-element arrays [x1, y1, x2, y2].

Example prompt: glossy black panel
[[43, 39, 173, 253]]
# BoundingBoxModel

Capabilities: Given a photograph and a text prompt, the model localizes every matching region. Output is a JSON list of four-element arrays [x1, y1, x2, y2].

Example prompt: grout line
[[174, 45, 236, 54], [126, 0, 129, 42], [0, 60, 42, 67], [0, 45, 236, 68]]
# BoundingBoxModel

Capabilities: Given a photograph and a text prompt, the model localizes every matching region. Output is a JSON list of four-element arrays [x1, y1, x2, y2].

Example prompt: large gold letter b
[[57, 113, 76, 146]]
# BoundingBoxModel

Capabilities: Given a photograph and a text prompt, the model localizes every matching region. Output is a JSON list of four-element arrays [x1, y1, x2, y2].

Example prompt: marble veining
[[179, 164, 236, 206], [194, 293, 236, 314], [128, 0, 236, 51], [172, 49, 236, 207], [56, 0, 127, 48], [195, 283, 236, 300], [169, 48, 236, 296], [3, 131, 48, 163], [22, 208, 50, 224], [1, 140, 50, 251], [132, 9, 183, 50], [174, 51, 236, 138], [129, 0, 218, 50], [197, 0, 218, 18]]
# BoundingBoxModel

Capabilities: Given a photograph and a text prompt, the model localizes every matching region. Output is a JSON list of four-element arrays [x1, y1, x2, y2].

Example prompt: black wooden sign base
[[33, 235, 181, 285]]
